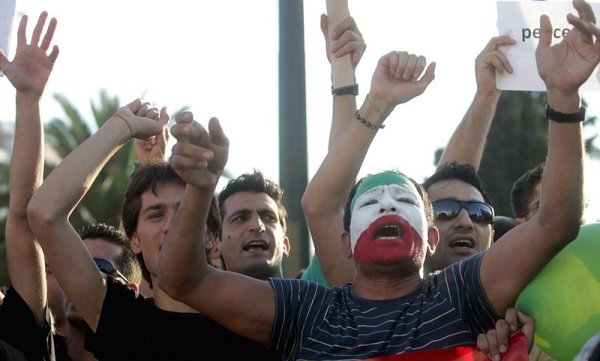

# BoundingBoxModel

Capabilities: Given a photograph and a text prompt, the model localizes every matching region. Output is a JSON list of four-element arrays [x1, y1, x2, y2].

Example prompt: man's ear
[[426, 226, 439, 255], [282, 236, 291, 257], [128, 282, 139, 293], [130, 232, 142, 254], [341, 232, 353, 259], [209, 240, 226, 270]]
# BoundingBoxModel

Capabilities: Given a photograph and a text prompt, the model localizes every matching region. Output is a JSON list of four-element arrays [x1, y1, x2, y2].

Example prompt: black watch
[[545, 104, 586, 123], [331, 84, 359, 96]]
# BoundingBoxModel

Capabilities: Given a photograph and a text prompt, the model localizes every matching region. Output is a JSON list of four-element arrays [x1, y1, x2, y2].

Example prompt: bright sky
[[1, 0, 599, 222]]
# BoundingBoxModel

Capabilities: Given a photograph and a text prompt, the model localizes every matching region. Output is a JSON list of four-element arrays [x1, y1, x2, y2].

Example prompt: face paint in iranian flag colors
[[350, 173, 427, 265]]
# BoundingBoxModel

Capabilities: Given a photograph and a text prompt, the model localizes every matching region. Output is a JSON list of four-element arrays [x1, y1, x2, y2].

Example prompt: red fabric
[[364, 332, 528, 361]]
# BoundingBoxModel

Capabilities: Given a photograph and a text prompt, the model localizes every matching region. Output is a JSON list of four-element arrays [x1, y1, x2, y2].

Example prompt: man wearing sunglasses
[[422, 162, 496, 275], [158, 0, 598, 357], [60, 223, 140, 361]]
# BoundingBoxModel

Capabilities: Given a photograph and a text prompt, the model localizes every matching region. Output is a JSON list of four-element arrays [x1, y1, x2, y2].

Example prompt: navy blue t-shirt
[[270, 253, 498, 360]]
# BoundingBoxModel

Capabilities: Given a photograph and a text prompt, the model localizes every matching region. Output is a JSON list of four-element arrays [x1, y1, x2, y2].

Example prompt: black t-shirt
[[85, 277, 280, 361], [0, 286, 57, 361]]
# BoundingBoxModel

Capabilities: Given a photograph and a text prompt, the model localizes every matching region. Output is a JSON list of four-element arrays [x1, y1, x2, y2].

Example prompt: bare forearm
[[438, 91, 500, 170], [328, 94, 357, 150], [29, 116, 131, 222], [538, 93, 584, 242], [159, 185, 213, 300], [9, 93, 44, 214], [6, 92, 46, 326]]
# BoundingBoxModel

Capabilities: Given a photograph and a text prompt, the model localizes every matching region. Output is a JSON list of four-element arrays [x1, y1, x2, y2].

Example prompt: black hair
[[423, 161, 492, 204]]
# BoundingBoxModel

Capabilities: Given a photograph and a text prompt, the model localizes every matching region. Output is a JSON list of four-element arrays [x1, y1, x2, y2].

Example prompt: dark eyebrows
[[228, 208, 251, 221], [141, 201, 179, 215], [141, 203, 166, 215], [258, 208, 278, 219]]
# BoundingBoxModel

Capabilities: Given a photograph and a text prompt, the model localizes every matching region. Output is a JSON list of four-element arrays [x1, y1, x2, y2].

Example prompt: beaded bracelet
[[354, 110, 385, 130]]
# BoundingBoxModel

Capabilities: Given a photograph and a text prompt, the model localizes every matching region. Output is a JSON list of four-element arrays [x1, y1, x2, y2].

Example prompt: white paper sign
[[0, 0, 16, 76], [496, 1, 600, 91]]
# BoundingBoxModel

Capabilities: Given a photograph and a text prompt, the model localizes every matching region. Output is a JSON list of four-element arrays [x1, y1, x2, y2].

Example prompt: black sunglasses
[[432, 199, 495, 224], [93, 257, 129, 284]]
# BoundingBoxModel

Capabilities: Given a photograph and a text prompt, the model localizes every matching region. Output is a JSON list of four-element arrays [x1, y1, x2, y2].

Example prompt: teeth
[[375, 224, 402, 239], [451, 239, 472, 247], [245, 241, 267, 250]]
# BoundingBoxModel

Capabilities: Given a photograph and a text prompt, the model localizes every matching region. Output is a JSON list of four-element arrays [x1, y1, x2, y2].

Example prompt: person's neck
[[352, 268, 423, 300], [66, 322, 97, 361], [152, 285, 199, 313]]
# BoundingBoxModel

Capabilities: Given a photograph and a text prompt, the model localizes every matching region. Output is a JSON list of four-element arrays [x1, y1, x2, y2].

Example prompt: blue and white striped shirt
[[269, 253, 497, 360]]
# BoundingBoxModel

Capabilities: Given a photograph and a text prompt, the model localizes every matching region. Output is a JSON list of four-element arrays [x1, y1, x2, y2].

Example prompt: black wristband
[[332, 83, 359, 96], [545, 104, 586, 123]]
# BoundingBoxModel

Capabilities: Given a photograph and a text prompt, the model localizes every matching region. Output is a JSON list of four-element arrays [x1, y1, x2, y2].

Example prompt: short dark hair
[[343, 170, 434, 232], [122, 161, 221, 287], [78, 223, 141, 284], [511, 162, 544, 218], [423, 161, 492, 204], [218, 169, 287, 231]]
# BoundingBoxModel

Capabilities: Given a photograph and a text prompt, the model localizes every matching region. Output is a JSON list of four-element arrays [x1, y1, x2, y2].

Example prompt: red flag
[[364, 332, 528, 361]]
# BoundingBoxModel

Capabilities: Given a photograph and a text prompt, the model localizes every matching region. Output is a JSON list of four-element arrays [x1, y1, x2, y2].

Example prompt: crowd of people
[[0, 0, 599, 360]]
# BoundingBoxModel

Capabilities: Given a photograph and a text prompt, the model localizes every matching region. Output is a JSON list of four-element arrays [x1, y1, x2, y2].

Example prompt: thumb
[[320, 14, 329, 40], [417, 62, 436, 91], [208, 117, 229, 147], [0, 49, 9, 72]]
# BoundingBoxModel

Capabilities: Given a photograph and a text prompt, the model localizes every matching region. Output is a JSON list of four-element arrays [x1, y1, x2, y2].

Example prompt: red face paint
[[353, 214, 424, 265]]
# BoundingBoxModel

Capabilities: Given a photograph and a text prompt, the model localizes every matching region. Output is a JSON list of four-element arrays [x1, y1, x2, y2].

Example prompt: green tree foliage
[[478, 91, 549, 216], [0, 90, 135, 285], [0, 90, 207, 285], [45, 90, 134, 228], [433, 91, 599, 217]]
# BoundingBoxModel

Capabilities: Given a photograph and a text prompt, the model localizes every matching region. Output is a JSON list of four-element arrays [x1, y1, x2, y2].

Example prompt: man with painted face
[[301, 22, 512, 287], [159, 0, 597, 356], [159, 47, 496, 358]]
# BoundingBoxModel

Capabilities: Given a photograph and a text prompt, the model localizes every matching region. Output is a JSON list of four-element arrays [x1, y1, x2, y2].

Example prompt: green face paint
[[350, 171, 419, 212]]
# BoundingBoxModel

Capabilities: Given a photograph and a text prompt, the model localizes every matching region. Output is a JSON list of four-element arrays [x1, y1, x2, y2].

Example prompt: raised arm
[[301, 13, 366, 286], [437, 35, 515, 170], [159, 113, 275, 345], [321, 14, 366, 149], [27, 100, 167, 331], [481, 0, 597, 315], [302, 50, 435, 286], [1, 11, 58, 326]]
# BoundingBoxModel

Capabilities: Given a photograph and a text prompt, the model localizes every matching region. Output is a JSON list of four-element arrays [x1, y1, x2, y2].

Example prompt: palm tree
[[0, 89, 234, 285], [45, 90, 134, 229]]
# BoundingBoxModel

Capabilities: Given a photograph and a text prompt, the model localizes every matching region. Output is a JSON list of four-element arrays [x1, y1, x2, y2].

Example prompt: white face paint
[[350, 184, 427, 253]]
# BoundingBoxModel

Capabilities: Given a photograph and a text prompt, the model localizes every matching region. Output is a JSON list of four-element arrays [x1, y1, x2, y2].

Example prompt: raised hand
[[0, 12, 59, 96], [475, 36, 515, 96], [135, 128, 168, 163], [536, 0, 600, 94], [169, 112, 229, 189], [113, 99, 169, 140], [368, 50, 436, 112], [134, 105, 169, 163], [320, 14, 366, 69]]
